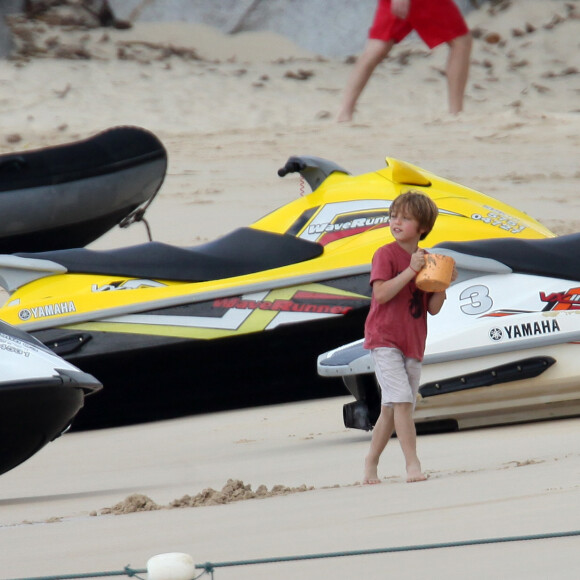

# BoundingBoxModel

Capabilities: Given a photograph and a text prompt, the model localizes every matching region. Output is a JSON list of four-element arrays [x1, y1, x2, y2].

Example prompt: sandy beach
[[1, 400, 578, 578], [0, 1, 579, 577]]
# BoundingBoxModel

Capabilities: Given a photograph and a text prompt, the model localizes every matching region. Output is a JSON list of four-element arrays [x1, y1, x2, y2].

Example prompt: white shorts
[[371, 347, 422, 409]]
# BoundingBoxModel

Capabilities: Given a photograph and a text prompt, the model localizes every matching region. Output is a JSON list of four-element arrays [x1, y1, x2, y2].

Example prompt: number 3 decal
[[459, 285, 493, 315]]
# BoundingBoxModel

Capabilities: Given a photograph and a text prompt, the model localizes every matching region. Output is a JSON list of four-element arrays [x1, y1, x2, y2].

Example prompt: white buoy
[[146, 552, 196, 580]]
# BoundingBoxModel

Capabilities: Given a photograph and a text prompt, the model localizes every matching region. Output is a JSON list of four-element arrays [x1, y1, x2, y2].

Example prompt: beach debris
[[6, 3, 202, 63], [509, 59, 529, 70], [486, 0, 512, 15], [511, 22, 536, 37], [53, 83, 71, 97], [429, 66, 447, 77], [23, 0, 130, 29], [284, 69, 314, 80], [532, 83, 551, 94], [543, 13, 566, 30], [391, 47, 429, 66], [316, 110, 332, 120], [252, 74, 269, 87], [117, 41, 202, 63], [540, 66, 579, 79], [484, 32, 502, 44]]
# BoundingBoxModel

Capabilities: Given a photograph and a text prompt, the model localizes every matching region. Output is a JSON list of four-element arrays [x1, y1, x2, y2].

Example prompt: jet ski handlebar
[[277, 155, 350, 192], [277, 159, 306, 177]]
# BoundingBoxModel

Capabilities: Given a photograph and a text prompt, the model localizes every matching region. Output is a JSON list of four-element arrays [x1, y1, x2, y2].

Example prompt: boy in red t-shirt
[[363, 190, 450, 483], [338, 0, 472, 122]]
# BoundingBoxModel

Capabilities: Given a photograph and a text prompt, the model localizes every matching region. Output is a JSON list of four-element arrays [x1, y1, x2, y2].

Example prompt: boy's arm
[[372, 266, 417, 304], [372, 248, 425, 304], [427, 291, 447, 315], [427, 262, 457, 314]]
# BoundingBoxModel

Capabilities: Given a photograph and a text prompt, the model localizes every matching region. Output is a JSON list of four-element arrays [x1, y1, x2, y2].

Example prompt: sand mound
[[170, 479, 313, 508], [94, 479, 315, 516], [98, 493, 162, 515]]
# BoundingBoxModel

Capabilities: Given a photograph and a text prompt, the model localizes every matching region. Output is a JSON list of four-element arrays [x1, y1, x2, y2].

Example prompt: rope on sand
[[3, 566, 148, 580], [7, 529, 580, 580]]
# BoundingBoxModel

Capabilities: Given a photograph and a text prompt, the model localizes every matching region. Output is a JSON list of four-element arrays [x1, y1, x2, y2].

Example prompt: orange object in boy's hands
[[415, 254, 455, 292]]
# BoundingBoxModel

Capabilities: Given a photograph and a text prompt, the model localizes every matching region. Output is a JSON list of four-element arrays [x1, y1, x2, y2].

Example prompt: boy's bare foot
[[406, 461, 427, 483], [363, 456, 381, 484]]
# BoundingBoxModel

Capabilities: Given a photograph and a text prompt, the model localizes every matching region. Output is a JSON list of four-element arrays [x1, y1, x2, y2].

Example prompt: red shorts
[[369, 0, 469, 49]]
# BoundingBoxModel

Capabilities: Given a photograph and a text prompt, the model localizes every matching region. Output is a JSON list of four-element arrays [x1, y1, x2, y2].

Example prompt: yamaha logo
[[18, 301, 76, 321], [18, 309, 31, 321], [489, 319, 561, 342]]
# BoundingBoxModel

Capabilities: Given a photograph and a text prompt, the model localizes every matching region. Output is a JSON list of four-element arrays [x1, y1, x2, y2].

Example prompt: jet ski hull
[[416, 345, 580, 431], [1, 378, 84, 476], [339, 345, 580, 434], [0, 321, 102, 475], [35, 290, 369, 430]]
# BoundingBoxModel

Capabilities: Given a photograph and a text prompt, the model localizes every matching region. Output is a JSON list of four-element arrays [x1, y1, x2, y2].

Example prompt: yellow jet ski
[[0, 155, 554, 430]]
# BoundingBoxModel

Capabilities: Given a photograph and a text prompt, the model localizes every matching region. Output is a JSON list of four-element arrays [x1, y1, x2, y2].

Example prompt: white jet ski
[[317, 234, 580, 432], [0, 320, 101, 476]]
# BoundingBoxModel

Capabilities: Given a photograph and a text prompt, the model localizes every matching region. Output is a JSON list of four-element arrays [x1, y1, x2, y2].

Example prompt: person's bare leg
[[393, 403, 426, 482], [363, 404, 395, 484], [337, 39, 394, 122], [445, 32, 472, 114]]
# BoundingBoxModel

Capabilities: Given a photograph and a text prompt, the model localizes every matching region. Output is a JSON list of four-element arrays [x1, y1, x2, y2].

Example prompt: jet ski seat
[[17, 227, 324, 282], [0, 126, 166, 192], [436, 232, 580, 281]]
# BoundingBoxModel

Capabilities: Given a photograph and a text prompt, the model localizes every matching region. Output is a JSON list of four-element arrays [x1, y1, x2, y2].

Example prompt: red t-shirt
[[363, 242, 431, 360]]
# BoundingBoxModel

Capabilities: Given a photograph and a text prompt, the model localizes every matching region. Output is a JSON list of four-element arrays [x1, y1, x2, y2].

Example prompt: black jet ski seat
[[436, 232, 580, 282], [17, 228, 324, 282], [0, 126, 166, 192]]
